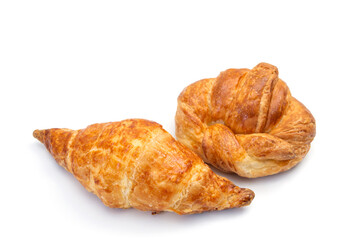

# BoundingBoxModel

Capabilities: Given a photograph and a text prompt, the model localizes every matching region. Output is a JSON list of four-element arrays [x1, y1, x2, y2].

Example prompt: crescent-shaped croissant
[[33, 119, 254, 214], [175, 63, 316, 178]]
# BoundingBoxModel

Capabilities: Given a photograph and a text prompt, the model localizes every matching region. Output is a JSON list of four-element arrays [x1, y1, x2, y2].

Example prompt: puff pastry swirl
[[175, 63, 316, 178], [33, 119, 254, 214]]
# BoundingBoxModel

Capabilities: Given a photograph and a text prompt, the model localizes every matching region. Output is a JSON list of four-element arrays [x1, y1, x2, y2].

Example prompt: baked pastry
[[175, 63, 316, 178], [33, 119, 254, 214]]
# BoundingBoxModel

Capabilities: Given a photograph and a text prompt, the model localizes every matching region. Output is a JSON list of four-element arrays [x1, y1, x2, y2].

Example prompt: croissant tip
[[33, 129, 45, 143], [239, 188, 255, 207]]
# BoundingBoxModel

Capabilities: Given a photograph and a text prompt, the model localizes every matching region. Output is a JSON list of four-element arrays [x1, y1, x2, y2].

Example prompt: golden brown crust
[[175, 63, 316, 178], [33, 119, 254, 214]]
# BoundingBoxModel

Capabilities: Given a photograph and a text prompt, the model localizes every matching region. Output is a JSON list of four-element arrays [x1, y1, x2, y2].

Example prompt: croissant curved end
[[237, 188, 255, 207], [33, 129, 45, 144]]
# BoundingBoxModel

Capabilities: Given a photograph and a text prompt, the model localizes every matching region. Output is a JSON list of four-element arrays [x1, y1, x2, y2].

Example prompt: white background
[[1, 0, 359, 239]]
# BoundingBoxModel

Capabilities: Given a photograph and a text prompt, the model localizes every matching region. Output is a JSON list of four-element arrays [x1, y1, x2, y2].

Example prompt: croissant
[[175, 63, 316, 178], [33, 119, 254, 214]]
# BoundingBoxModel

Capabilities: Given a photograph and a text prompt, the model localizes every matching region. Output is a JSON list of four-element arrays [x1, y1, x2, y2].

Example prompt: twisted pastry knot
[[175, 63, 316, 178]]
